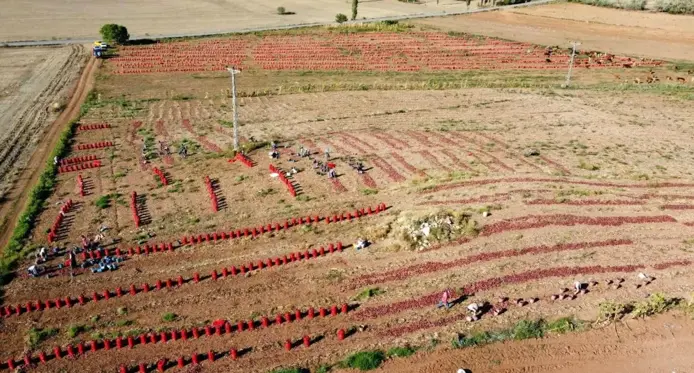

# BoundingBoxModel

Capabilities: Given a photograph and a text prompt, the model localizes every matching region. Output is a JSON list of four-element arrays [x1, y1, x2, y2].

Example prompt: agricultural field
[[0, 45, 86, 246], [0, 0, 478, 43], [3, 19, 694, 373], [413, 2, 694, 61]]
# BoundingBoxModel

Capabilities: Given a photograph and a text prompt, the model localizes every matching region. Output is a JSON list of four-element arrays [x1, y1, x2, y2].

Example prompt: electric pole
[[227, 67, 242, 151], [564, 41, 581, 87]]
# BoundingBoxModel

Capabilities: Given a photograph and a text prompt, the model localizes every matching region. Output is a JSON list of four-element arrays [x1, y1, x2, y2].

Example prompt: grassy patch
[[386, 346, 417, 358], [114, 319, 135, 327], [361, 188, 379, 195], [353, 287, 385, 301], [545, 317, 583, 334], [631, 293, 680, 318], [257, 188, 276, 197], [269, 368, 309, 373], [342, 350, 386, 371], [162, 312, 178, 322], [66, 324, 90, 338], [26, 327, 59, 348]]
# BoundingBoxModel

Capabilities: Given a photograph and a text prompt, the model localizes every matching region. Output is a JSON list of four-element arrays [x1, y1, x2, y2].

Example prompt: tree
[[352, 0, 359, 20], [99, 24, 129, 44], [336, 13, 348, 23]]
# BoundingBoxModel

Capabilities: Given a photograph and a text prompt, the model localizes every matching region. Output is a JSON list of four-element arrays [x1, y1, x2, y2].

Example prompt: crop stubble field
[[3, 6, 694, 373]]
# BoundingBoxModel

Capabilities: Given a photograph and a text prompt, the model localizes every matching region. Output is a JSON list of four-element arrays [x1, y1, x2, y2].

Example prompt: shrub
[[512, 319, 545, 340], [117, 307, 128, 316], [162, 312, 177, 322], [631, 293, 679, 318], [386, 346, 417, 358], [343, 350, 385, 371], [277, 6, 287, 14], [26, 328, 59, 348], [336, 13, 348, 23], [67, 325, 88, 338], [597, 301, 632, 323], [99, 24, 130, 44], [352, 0, 359, 20], [95, 194, 112, 209], [353, 287, 385, 301], [270, 368, 308, 373], [654, 0, 694, 13], [545, 317, 583, 334]]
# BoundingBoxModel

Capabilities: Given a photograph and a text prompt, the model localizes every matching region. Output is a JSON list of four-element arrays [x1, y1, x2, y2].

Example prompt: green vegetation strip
[[0, 118, 80, 285]]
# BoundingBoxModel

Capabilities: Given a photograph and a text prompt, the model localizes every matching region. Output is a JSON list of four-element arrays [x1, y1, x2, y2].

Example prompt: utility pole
[[564, 41, 581, 87], [227, 67, 242, 151]]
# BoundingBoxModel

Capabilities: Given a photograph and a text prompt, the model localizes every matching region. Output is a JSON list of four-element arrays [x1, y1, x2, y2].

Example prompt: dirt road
[[413, 3, 694, 61], [371, 313, 694, 373], [0, 48, 95, 253]]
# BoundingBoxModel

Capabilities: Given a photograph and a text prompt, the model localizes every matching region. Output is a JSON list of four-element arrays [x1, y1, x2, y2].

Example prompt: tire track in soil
[[0, 49, 94, 252]]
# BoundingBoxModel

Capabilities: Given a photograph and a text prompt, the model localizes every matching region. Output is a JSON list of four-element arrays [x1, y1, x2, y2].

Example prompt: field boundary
[[2, 0, 556, 47], [0, 56, 95, 285]]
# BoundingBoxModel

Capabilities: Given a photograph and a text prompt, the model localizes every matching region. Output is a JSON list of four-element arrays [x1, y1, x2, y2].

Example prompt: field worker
[[324, 148, 330, 161], [467, 302, 480, 315], [54, 156, 59, 165], [437, 289, 453, 309]]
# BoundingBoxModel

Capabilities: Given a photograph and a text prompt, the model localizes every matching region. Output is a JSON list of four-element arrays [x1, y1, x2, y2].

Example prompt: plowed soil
[[0, 45, 86, 248], [413, 3, 694, 61]]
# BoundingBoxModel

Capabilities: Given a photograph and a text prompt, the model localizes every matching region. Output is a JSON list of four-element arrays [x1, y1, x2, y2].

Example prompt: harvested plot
[[4, 23, 694, 373]]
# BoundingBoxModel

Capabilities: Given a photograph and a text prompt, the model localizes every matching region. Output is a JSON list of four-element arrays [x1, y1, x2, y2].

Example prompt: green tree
[[336, 13, 348, 23], [99, 24, 130, 44], [352, 0, 359, 20]]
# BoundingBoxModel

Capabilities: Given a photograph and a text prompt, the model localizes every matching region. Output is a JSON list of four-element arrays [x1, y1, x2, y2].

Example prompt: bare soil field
[[0, 45, 85, 231], [376, 313, 694, 373], [0, 0, 480, 42], [3, 27, 694, 373], [413, 2, 694, 61]]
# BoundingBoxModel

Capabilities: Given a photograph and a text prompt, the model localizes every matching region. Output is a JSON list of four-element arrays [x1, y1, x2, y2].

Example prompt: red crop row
[[357, 260, 691, 320], [58, 160, 101, 174], [331, 178, 348, 193], [337, 135, 369, 154], [539, 155, 571, 175], [76, 174, 84, 196], [130, 192, 140, 227], [204, 176, 219, 212], [439, 149, 473, 171], [77, 123, 110, 131], [391, 152, 426, 177], [360, 173, 378, 189], [269, 164, 297, 197], [108, 33, 663, 74], [152, 167, 168, 186], [526, 199, 645, 206], [338, 132, 377, 151], [480, 214, 676, 236], [76, 141, 113, 150], [371, 133, 403, 150], [109, 203, 388, 259], [406, 131, 435, 147], [418, 150, 450, 172], [182, 119, 223, 153], [352, 239, 632, 288], [233, 153, 253, 168], [0, 241, 350, 318], [1, 302, 351, 371], [661, 204, 694, 210], [46, 200, 73, 243], [371, 155, 406, 182], [419, 176, 694, 194], [59, 154, 98, 166]]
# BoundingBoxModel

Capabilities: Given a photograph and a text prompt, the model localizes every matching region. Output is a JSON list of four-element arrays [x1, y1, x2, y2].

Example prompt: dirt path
[[369, 313, 694, 373], [413, 3, 694, 61], [0, 52, 97, 253]]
